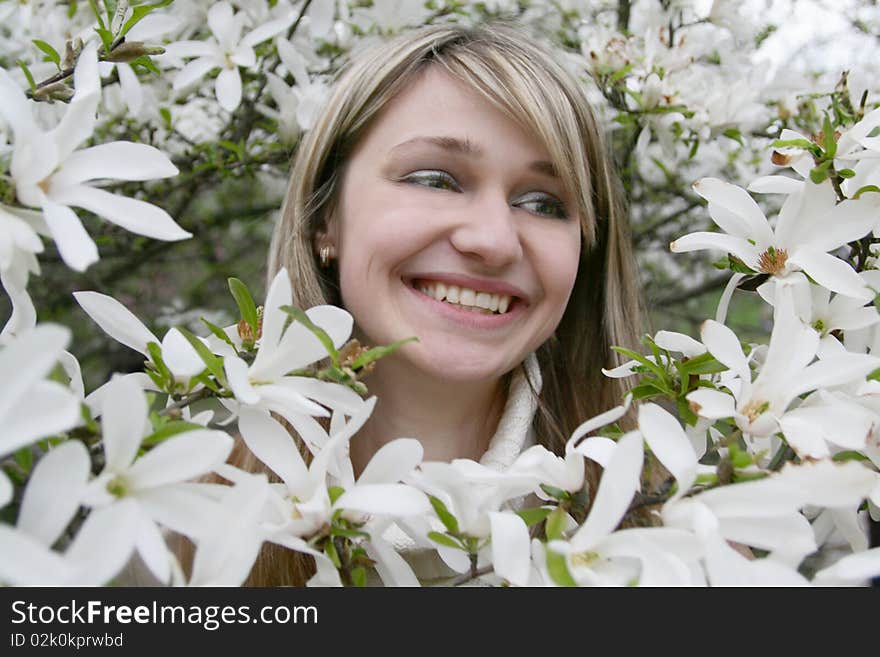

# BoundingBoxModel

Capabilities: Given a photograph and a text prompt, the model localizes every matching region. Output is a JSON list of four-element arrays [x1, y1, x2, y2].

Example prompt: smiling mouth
[[411, 278, 514, 315]]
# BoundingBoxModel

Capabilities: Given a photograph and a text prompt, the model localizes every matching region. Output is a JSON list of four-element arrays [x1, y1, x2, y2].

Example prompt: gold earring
[[319, 245, 331, 267]]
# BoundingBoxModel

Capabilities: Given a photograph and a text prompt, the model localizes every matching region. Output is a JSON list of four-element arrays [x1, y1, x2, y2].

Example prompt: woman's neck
[[349, 357, 508, 477]]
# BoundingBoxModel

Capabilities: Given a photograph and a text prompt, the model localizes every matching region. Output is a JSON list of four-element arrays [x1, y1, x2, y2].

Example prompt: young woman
[[241, 20, 643, 585]]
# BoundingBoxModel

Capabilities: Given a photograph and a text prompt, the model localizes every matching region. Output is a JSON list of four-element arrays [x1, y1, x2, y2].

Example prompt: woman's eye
[[516, 192, 568, 219], [402, 170, 460, 191]]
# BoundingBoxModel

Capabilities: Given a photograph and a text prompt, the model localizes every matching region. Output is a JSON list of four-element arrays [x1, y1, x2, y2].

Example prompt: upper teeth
[[417, 281, 511, 314]]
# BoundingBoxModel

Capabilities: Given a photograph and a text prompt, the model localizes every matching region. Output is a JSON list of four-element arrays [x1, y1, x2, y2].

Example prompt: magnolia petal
[[357, 438, 424, 486], [173, 56, 220, 90], [207, 1, 235, 42], [489, 511, 531, 587], [135, 514, 172, 584], [101, 376, 148, 473], [698, 478, 806, 517], [776, 460, 878, 508], [692, 178, 774, 245], [334, 483, 430, 517], [600, 360, 639, 378], [3, 381, 81, 457], [566, 398, 631, 449], [747, 175, 803, 195], [685, 388, 736, 420], [283, 377, 365, 415], [161, 328, 206, 379], [41, 198, 98, 272], [704, 534, 809, 586], [789, 248, 873, 301], [260, 383, 329, 417], [572, 436, 616, 468], [781, 403, 873, 451], [136, 485, 222, 540], [654, 330, 706, 357], [127, 430, 233, 489], [56, 142, 178, 186], [53, 185, 191, 241], [813, 546, 880, 585], [364, 534, 421, 587], [792, 352, 880, 398], [569, 431, 643, 551], [307, 553, 344, 587], [238, 407, 309, 492], [777, 414, 831, 459], [638, 403, 697, 499], [51, 44, 99, 159], [18, 441, 90, 546], [224, 354, 259, 405], [241, 14, 293, 48], [65, 501, 139, 585], [215, 67, 242, 112], [829, 506, 869, 552], [0, 525, 73, 585], [718, 514, 816, 559], [0, 323, 70, 427], [715, 273, 746, 325], [700, 319, 750, 380], [117, 63, 143, 114], [73, 290, 157, 355], [669, 232, 761, 269]]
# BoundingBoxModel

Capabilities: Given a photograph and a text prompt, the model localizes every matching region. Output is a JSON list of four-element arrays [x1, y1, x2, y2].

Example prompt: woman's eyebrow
[[390, 135, 559, 178]]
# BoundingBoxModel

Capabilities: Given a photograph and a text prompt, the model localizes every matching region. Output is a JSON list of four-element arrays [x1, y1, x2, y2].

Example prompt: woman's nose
[[448, 193, 523, 268]]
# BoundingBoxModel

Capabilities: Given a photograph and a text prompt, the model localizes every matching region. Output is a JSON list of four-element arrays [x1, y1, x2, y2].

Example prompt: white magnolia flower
[[82, 376, 234, 584], [0, 441, 140, 585], [549, 431, 702, 586], [222, 268, 363, 452], [687, 283, 880, 453], [671, 177, 879, 300], [0, 324, 80, 458], [74, 290, 205, 385], [0, 43, 189, 272], [164, 1, 293, 112]]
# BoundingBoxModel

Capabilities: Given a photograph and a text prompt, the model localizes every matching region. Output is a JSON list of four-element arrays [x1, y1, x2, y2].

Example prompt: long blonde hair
[[241, 21, 643, 586]]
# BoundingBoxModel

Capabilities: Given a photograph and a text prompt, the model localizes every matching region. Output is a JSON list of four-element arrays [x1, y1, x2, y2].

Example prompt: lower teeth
[[443, 300, 495, 314]]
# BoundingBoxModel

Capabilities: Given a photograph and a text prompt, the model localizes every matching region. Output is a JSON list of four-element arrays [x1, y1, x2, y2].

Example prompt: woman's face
[[330, 66, 582, 384]]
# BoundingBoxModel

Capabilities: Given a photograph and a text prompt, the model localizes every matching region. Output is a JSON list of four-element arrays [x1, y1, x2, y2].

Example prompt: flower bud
[[103, 42, 166, 63], [32, 82, 74, 103]]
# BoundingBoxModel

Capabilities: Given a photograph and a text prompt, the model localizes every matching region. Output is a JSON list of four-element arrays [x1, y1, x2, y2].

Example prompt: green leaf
[[94, 26, 114, 52], [854, 185, 880, 199], [14, 446, 34, 474], [324, 540, 341, 569], [122, 0, 174, 37], [81, 402, 99, 433], [809, 159, 832, 184], [201, 317, 235, 348], [428, 495, 459, 534], [516, 506, 553, 527], [822, 113, 837, 158], [544, 506, 568, 541], [728, 443, 752, 469], [16, 60, 36, 93], [328, 485, 346, 506], [832, 450, 870, 463], [838, 168, 856, 179], [545, 549, 576, 587], [227, 277, 259, 336], [177, 327, 227, 388], [676, 395, 698, 426], [349, 337, 418, 370], [159, 106, 172, 130], [608, 63, 632, 83], [770, 137, 815, 150], [610, 346, 667, 381], [538, 484, 568, 500], [628, 381, 666, 401], [330, 525, 370, 540], [104, 0, 117, 25], [679, 352, 728, 376], [427, 531, 463, 549], [88, 0, 107, 29], [32, 40, 61, 68], [146, 341, 174, 389], [351, 566, 367, 587], [141, 420, 204, 446], [279, 305, 339, 364], [722, 128, 743, 145]]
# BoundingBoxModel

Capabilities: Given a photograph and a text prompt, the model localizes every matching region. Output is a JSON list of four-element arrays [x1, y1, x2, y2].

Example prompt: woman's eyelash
[[401, 171, 568, 219], [515, 192, 568, 219], [402, 170, 460, 191]]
